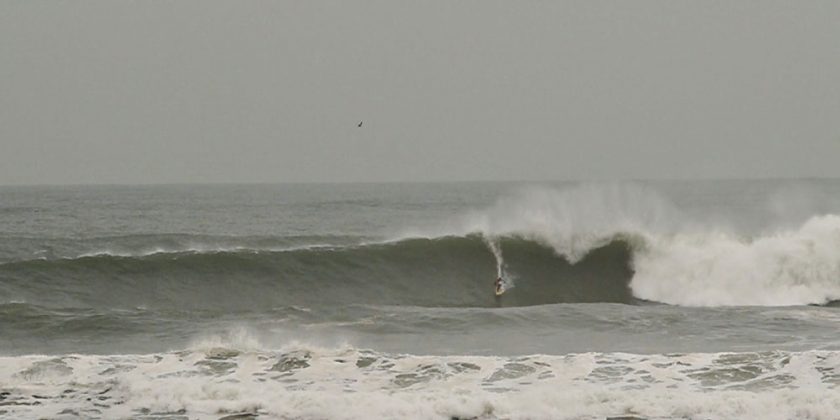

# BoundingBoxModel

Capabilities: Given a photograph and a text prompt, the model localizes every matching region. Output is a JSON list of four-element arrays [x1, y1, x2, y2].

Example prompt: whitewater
[[2, 181, 840, 419]]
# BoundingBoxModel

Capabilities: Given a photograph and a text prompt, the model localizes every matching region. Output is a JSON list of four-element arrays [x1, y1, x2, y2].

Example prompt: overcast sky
[[2, 1, 839, 185]]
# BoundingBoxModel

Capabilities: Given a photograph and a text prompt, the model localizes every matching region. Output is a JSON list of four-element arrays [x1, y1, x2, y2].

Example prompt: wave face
[[0, 236, 635, 310]]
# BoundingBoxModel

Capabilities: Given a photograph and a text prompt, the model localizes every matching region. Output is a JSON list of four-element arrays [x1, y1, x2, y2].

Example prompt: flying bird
[[357, 121, 363, 128]]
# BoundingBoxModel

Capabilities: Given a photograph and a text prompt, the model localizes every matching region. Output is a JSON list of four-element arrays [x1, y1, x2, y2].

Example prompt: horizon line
[[1, 175, 838, 188]]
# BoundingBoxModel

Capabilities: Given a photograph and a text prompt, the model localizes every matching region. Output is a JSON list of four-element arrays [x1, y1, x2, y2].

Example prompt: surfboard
[[495, 282, 505, 296]]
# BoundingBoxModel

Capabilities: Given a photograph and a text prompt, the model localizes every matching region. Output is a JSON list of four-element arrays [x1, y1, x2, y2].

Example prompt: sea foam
[[1, 344, 838, 420]]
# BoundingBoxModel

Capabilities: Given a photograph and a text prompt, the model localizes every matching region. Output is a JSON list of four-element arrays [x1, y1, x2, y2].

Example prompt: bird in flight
[[357, 121, 363, 128]]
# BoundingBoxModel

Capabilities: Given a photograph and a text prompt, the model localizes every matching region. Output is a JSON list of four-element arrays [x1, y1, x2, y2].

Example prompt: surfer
[[495, 277, 503, 295]]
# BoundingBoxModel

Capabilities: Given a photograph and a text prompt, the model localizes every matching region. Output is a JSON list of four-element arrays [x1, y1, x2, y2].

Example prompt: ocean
[[1, 180, 839, 419]]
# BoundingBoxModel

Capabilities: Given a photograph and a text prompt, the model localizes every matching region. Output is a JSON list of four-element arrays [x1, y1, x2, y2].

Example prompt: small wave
[[0, 233, 365, 263], [74, 242, 340, 259]]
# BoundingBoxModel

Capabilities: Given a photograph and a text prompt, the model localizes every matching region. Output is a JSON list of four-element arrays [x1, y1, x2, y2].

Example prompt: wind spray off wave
[[437, 184, 840, 306]]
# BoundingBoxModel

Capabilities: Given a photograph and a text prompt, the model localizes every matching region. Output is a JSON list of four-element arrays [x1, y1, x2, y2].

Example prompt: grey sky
[[2, 1, 839, 185]]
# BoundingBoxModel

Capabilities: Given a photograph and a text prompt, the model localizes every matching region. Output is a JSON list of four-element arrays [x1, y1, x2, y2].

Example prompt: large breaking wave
[[436, 184, 840, 307], [2, 184, 840, 308], [0, 236, 636, 309]]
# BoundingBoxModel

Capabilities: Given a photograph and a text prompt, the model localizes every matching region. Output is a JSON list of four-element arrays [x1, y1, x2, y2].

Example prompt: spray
[[483, 235, 515, 290]]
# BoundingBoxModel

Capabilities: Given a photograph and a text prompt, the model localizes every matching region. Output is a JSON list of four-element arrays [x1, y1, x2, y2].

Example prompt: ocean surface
[[2, 180, 840, 419]]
